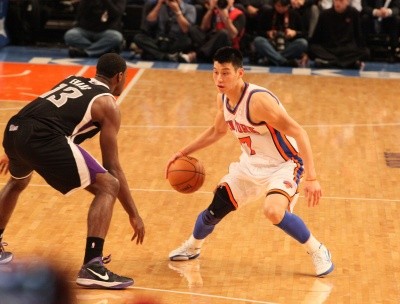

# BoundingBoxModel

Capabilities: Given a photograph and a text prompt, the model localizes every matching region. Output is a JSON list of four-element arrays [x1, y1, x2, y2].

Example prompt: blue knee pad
[[193, 209, 220, 239], [275, 211, 311, 244], [193, 185, 236, 239]]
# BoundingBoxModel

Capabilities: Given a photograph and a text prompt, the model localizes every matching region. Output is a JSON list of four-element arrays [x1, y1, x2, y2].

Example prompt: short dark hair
[[213, 47, 243, 69], [96, 53, 127, 78]]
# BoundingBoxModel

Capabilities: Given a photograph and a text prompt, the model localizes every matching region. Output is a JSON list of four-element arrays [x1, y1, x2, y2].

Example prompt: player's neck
[[95, 74, 111, 87], [226, 81, 245, 109]]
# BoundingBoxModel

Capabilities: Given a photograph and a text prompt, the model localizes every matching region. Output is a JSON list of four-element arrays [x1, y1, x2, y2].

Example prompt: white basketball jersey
[[223, 82, 303, 172]]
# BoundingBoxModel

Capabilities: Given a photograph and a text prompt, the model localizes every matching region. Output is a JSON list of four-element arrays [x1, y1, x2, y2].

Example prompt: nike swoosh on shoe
[[87, 268, 110, 280]]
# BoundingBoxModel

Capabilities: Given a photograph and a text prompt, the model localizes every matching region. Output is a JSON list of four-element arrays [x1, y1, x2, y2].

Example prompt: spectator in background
[[361, 0, 400, 59], [64, 0, 126, 58], [291, 0, 320, 39], [309, 0, 370, 68], [179, 0, 246, 63], [134, 0, 196, 61], [234, 0, 272, 35], [234, 0, 273, 56], [319, 0, 362, 11], [252, 0, 308, 66]]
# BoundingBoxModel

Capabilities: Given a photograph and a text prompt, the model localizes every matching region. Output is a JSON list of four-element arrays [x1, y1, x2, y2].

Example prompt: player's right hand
[[130, 215, 145, 245], [165, 151, 184, 178], [0, 154, 9, 175]]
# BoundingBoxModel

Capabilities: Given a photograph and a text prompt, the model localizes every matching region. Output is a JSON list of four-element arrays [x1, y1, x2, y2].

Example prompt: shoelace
[[98, 254, 124, 279], [102, 254, 111, 264], [178, 240, 199, 253], [310, 249, 330, 270], [179, 240, 192, 251], [310, 250, 322, 264], [0, 241, 8, 253]]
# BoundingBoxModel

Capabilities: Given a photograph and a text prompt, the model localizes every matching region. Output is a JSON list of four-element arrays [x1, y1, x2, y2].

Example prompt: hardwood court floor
[[0, 66, 399, 304]]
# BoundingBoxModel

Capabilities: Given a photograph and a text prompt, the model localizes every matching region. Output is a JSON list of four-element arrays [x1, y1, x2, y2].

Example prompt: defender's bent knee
[[91, 173, 120, 197]]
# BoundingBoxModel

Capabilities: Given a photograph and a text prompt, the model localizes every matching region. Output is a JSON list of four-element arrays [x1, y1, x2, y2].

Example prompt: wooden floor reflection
[[0, 67, 399, 303]]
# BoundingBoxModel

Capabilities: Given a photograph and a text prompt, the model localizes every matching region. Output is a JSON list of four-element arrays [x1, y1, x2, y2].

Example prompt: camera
[[274, 31, 286, 52], [157, 36, 170, 52], [217, 0, 228, 9]]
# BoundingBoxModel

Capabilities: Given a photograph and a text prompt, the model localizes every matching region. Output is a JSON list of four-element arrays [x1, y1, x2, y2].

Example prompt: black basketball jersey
[[14, 76, 114, 144]]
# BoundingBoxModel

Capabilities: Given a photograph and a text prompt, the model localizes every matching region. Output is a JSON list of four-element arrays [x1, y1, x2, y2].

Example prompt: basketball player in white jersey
[[166, 46, 333, 277]]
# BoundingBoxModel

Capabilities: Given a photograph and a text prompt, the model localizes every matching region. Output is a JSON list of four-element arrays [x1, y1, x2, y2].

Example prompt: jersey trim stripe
[[266, 124, 303, 184], [267, 189, 299, 211], [267, 189, 291, 201], [66, 137, 91, 196], [224, 83, 249, 114], [220, 182, 239, 209], [70, 92, 113, 142], [245, 89, 269, 126], [266, 124, 290, 161]]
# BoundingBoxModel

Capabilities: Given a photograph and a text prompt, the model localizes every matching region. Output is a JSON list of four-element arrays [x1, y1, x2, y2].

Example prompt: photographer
[[309, 0, 369, 68], [178, 0, 246, 63], [252, 0, 308, 66], [64, 0, 126, 58], [133, 0, 196, 61]]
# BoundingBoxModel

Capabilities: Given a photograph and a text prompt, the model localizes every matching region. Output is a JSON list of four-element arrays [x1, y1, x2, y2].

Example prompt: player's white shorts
[[219, 159, 300, 212]]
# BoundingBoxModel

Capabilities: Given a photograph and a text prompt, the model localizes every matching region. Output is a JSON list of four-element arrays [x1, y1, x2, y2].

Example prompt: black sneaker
[[76, 256, 133, 289], [0, 242, 13, 264]]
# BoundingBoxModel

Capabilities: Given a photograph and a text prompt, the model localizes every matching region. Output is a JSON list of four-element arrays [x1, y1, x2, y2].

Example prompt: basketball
[[167, 156, 205, 193]]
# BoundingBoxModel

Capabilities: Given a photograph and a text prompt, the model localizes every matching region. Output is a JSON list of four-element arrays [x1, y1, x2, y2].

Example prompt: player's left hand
[[0, 154, 9, 175], [303, 180, 322, 207], [130, 215, 145, 244]]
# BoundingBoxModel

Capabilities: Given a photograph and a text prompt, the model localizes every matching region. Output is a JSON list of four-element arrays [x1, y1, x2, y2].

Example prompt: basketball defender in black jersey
[[0, 53, 145, 289]]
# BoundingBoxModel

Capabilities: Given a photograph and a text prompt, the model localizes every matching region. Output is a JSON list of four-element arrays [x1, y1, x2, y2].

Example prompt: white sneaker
[[309, 244, 334, 277], [0, 242, 13, 264], [169, 240, 201, 261]]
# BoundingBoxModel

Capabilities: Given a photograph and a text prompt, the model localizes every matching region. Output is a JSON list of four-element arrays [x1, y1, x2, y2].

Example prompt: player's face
[[213, 62, 243, 93], [113, 71, 127, 96]]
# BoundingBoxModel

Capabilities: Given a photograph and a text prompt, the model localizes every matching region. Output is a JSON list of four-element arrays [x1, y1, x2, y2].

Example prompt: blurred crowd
[[4, 0, 400, 68], [128, 0, 399, 68]]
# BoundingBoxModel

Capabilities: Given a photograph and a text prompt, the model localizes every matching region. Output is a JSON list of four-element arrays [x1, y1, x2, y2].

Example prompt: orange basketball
[[167, 156, 205, 193]]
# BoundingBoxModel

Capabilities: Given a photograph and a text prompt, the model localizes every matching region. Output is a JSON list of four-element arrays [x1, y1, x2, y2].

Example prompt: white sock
[[189, 235, 205, 249], [303, 234, 321, 253]]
